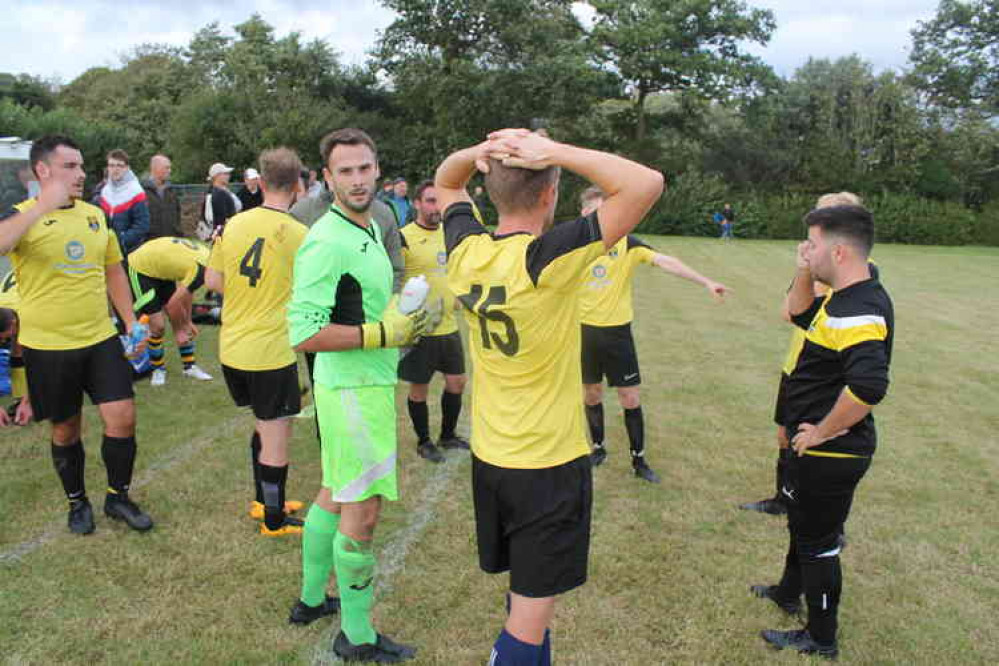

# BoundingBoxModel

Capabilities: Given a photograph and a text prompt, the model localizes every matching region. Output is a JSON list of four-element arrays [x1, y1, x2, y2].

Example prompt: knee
[[583, 384, 603, 406], [103, 403, 136, 437], [618, 387, 641, 410], [408, 384, 429, 402], [52, 418, 82, 445], [445, 374, 466, 394]]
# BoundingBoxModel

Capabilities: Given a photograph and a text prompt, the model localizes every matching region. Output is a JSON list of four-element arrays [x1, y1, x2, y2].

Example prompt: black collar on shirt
[[328, 205, 379, 242]]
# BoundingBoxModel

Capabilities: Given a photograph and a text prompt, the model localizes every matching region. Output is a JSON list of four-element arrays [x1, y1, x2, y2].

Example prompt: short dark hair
[[414, 180, 435, 201], [804, 205, 874, 257], [0, 308, 15, 336], [320, 128, 377, 168], [484, 159, 560, 216], [107, 149, 129, 165], [259, 147, 304, 193], [29, 135, 81, 178]]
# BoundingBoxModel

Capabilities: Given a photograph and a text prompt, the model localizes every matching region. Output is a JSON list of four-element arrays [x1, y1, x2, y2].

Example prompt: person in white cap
[[238, 167, 263, 211], [199, 162, 241, 241]]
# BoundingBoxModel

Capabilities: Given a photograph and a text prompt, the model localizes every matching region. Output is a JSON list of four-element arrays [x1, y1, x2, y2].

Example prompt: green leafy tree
[[587, 0, 776, 142], [0, 73, 57, 111], [909, 0, 999, 115]]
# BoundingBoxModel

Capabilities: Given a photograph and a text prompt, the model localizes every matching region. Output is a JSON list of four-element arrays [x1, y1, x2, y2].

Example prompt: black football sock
[[585, 403, 604, 447], [260, 463, 288, 531], [250, 431, 263, 504], [624, 407, 645, 461], [440, 390, 462, 440], [803, 554, 842, 645], [51, 440, 86, 503], [102, 435, 136, 494], [408, 398, 430, 444]]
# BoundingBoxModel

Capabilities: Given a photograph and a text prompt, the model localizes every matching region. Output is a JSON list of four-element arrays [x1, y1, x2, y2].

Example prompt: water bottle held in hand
[[125, 315, 150, 358], [399, 275, 430, 314]]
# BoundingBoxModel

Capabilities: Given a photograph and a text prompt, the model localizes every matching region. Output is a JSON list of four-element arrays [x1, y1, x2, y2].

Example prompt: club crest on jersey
[[65, 241, 85, 261], [609, 248, 619, 258], [87, 216, 100, 232], [592, 265, 607, 278]]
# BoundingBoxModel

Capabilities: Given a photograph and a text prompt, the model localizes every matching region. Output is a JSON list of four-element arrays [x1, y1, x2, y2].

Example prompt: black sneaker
[[760, 628, 838, 659], [289, 595, 340, 625], [416, 441, 445, 464], [633, 458, 661, 484], [332, 631, 417, 662], [438, 435, 470, 451], [104, 492, 154, 532], [750, 584, 802, 616], [68, 498, 95, 535], [590, 446, 607, 467], [739, 497, 787, 515]]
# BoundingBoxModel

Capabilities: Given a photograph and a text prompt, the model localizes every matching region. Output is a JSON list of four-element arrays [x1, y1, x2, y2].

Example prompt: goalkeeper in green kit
[[286, 128, 427, 663]]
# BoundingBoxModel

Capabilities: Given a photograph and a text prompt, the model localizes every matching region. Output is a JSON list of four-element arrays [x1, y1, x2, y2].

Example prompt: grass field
[[1, 237, 997, 665]]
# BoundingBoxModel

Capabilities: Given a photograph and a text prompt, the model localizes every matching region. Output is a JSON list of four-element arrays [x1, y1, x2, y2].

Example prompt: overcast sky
[[5, 0, 941, 84]]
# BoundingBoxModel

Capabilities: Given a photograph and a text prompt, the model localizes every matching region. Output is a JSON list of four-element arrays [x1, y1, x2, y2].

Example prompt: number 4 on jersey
[[239, 237, 265, 287]]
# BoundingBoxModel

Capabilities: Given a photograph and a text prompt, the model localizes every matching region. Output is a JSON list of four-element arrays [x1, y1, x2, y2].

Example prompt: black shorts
[[472, 454, 592, 598], [222, 363, 301, 420], [581, 323, 640, 387], [773, 372, 790, 426], [397, 331, 465, 384], [132, 266, 205, 317], [22, 335, 134, 424]]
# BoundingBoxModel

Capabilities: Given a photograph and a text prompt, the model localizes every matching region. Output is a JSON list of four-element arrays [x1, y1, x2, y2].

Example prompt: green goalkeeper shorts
[[314, 383, 398, 503]]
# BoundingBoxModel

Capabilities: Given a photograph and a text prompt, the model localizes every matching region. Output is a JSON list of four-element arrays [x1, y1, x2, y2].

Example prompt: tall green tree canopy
[[909, 0, 999, 115], [587, 0, 776, 141]]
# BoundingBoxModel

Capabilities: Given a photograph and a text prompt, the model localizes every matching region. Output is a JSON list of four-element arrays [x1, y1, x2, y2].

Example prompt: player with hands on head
[[436, 128, 663, 666]]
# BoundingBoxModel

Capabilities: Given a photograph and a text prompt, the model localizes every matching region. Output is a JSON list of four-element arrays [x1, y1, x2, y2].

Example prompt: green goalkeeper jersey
[[287, 205, 397, 389]]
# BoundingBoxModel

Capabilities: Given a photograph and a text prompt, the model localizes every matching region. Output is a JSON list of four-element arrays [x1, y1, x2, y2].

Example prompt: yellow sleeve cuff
[[11, 366, 27, 398], [844, 386, 871, 407]]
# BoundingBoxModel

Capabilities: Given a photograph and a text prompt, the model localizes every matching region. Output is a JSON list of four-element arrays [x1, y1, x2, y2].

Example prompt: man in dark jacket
[[237, 168, 263, 211], [142, 154, 182, 240]]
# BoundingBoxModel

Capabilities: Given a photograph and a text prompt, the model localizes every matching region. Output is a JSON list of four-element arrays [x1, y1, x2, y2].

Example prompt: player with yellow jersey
[[0, 135, 153, 535], [128, 236, 213, 386], [398, 180, 469, 463], [206, 147, 309, 537], [436, 130, 664, 666], [577, 186, 730, 484], [0, 270, 31, 426]]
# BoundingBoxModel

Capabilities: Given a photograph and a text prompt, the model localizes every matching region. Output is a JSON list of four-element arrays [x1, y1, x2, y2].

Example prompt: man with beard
[[398, 180, 468, 463], [754, 205, 893, 659], [0, 135, 153, 534], [94, 149, 150, 254], [287, 128, 425, 662]]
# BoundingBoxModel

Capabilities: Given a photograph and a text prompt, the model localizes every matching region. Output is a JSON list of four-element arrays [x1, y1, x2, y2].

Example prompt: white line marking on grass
[[0, 414, 249, 565], [310, 453, 465, 665]]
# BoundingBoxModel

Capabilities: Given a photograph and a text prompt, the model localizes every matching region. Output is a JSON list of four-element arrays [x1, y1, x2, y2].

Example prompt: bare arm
[[434, 145, 481, 213], [205, 267, 224, 294], [293, 324, 362, 353], [787, 242, 817, 317], [105, 262, 137, 330], [0, 182, 71, 254], [652, 253, 729, 299]]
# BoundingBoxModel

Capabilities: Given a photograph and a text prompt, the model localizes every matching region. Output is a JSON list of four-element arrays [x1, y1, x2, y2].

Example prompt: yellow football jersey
[[0, 270, 18, 310], [129, 237, 209, 286], [2, 198, 122, 350], [579, 235, 656, 327], [208, 207, 307, 371], [400, 222, 456, 336], [444, 203, 605, 469]]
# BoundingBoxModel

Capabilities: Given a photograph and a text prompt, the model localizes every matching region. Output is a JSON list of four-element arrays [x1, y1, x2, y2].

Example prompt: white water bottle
[[399, 275, 430, 314]]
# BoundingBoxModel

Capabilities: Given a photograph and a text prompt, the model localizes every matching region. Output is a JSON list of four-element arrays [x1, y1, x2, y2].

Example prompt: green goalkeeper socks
[[300, 505, 340, 607], [333, 531, 378, 645]]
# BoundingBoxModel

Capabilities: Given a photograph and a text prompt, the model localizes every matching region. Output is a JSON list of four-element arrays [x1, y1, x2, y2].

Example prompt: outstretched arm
[[652, 254, 730, 300]]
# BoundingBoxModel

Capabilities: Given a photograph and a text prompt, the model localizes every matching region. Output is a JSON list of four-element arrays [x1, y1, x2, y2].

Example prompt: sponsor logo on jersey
[[437, 251, 446, 266], [44, 219, 58, 226], [65, 241, 85, 261]]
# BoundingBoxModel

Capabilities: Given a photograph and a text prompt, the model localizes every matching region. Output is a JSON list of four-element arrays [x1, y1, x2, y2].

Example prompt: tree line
[[1, 0, 997, 244]]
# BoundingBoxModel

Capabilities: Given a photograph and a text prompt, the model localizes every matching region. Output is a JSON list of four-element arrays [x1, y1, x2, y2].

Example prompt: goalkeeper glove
[[360, 296, 429, 349]]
